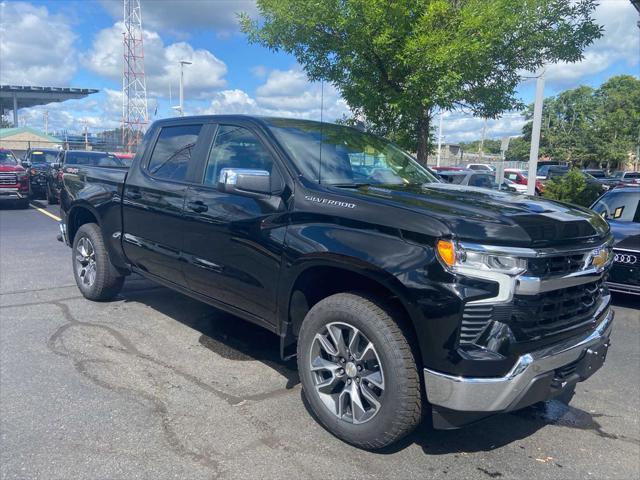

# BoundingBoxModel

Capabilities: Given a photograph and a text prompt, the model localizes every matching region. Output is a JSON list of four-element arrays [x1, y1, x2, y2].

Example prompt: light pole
[[527, 67, 545, 196], [178, 60, 192, 117], [436, 112, 444, 167]]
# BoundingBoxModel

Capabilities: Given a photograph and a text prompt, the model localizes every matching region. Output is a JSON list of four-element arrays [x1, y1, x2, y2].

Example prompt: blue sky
[[1, 0, 638, 142]]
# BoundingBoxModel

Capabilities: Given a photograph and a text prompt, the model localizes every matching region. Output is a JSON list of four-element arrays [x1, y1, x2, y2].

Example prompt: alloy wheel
[[75, 237, 97, 287], [309, 322, 385, 424]]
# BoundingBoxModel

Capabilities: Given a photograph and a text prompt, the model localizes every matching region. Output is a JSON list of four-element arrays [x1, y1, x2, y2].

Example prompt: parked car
[[431, 165, 468, 172], [504, 168, 544, 195], [466, 163, 495, 172], [582, 169, 607, 179], [0, 148, 30, 208], [59, 115, 614, 449], [46, 150, 127, 205], [611, 171, 640, 185], [438, 170, 516, 191], [591, 186, 640, 295], [543, 167, 609, 196], [537, 164, 569, 179], [22, 148, 63, 202], [111, 152, 135, 167]]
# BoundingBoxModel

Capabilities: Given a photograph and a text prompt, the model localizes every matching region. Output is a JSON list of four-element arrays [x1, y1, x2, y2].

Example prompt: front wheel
[[72, 223, 124, 301], [297, 292, 422, 449]]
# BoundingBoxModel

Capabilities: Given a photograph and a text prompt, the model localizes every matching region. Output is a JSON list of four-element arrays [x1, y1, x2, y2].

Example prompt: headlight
[[436, 240, 527, 275]]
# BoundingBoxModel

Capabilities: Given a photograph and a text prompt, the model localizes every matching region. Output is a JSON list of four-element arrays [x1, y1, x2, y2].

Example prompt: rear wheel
[[72, 223, 124, 301], [46, 185, 58, 205], [297, 292, 422, 449]]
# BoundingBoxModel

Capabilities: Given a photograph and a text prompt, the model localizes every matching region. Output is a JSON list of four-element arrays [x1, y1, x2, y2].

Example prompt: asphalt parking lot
[[1, 201, 639, 480]]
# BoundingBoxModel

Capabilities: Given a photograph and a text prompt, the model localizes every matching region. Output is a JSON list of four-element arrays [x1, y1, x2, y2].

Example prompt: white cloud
[[99, 0, 257, 35], [0, 2, 77, 85], [539, 1, 639, 86], [440, 112, 526, 144], [83, 22, 227, 98], [198, 69, 350, 121]]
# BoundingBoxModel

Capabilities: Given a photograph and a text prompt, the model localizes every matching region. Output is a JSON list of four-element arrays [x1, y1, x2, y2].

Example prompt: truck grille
[[0, 173, 18, 185], [459, 279, 605, 345], [459, 305, 493, 344], [527, 253, 586, 277], [510, 279, 604, 341]]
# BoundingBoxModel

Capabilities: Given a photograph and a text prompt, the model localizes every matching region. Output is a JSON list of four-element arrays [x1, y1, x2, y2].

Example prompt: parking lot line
[[30, 203, 61, 222]]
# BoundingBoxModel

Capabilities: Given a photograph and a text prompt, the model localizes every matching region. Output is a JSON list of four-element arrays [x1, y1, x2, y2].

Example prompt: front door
[[122, 122, 209, 286], [182, 123, 287, 324]]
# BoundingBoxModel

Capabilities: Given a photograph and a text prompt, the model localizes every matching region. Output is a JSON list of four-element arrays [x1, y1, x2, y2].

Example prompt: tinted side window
[[470, 174, 494, 188], [204, 125, 273, 186], [148, 124, 203, 181]]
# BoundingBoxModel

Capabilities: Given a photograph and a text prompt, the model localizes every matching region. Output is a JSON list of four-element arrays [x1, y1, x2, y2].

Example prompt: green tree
[[517, 75, 640, 169], [542, 168, 601, 206], [241, 0, 602, 164], [459, 139, 502, 155], [593, 75, 640, 169], [504, 136, 530, 162]]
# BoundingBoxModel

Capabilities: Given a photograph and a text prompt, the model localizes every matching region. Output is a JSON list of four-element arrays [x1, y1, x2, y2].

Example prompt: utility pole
[[436, 112, 444, 167], [83, 121, 89, 150], [527, 68, 546, 195], [43, 111, 48, 135], [178, 60, 192, 117]]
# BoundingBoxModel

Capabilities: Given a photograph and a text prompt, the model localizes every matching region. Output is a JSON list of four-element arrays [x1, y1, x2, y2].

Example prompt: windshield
[[265, 119, 438, 186], [592, 190, 640, 222], [30, 150, 60, 164], [0, 150, 18, 166]]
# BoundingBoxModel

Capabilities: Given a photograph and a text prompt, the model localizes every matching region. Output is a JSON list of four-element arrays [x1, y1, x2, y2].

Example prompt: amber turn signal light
[[436, 240, 456, 267]]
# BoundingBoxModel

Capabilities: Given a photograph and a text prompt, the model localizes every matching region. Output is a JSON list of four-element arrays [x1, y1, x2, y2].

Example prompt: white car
[[466, 163, 495, 172], [504, 178, 527, 193]]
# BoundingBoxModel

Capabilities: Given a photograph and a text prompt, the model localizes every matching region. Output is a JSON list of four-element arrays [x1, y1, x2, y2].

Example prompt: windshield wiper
[[330, 182, 371, 188]]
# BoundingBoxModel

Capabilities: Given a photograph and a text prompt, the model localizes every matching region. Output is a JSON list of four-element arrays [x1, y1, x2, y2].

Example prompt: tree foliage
[[241, 0, 602, 163], [542, 168, 601, 206], [508, 75, 640, 168]]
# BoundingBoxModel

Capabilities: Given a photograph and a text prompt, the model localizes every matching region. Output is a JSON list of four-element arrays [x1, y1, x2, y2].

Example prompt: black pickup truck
[[59, 116, 614, 449]]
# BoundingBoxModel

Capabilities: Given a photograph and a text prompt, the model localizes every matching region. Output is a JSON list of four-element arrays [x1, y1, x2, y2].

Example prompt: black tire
[[46, 186, 58, 205], [72, 223, 124, 301], [297, 292, 422, 449]]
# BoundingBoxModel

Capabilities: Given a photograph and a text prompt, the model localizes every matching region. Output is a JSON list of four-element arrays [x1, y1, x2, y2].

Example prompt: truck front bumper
[[424, 304, 613, 416]]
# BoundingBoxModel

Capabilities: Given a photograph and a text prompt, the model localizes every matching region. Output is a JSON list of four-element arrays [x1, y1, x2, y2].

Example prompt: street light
[[178, 60, 192, 117]]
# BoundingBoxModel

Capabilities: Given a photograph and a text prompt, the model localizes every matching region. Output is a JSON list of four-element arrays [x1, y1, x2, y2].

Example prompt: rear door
[[181, 122, 288, 324], [122, 122, 210, 286]]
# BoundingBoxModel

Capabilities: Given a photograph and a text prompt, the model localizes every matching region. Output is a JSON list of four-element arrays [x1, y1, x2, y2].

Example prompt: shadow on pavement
[[116, 276, 629, 456], [118, 278, 300, 389]]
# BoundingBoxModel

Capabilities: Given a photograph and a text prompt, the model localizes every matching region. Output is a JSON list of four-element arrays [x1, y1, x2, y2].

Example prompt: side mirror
[[218, 168, 272, 196], [22, 160, 31, 168], [52, 162, 62, 169]]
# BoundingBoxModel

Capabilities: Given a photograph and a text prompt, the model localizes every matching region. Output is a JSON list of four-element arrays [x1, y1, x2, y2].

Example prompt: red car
[[0, 148, 30, 208], [504, 168, 544, 195]]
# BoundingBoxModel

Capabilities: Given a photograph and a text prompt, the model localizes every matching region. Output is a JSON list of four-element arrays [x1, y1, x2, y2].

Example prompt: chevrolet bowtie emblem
[[590, 248, 610, 270]]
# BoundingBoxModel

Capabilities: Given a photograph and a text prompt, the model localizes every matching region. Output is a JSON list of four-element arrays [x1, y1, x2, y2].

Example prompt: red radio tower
[[122, 0, 148, 153]]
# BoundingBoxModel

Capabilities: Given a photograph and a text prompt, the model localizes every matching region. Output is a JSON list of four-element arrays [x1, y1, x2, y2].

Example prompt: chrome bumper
[[424, 305, 614, 412]]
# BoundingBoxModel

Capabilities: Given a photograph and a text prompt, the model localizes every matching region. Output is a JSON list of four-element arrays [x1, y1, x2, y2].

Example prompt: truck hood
[[0, 165, 25, 173], [343, 183, 610, 247]]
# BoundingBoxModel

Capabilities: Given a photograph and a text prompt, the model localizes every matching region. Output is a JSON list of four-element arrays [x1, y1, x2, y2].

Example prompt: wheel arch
[[278, 257, 421, 362]]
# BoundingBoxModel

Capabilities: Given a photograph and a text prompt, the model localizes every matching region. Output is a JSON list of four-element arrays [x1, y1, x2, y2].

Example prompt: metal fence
[[0, 139, 133, 159]]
